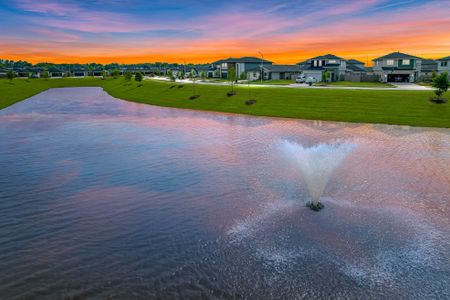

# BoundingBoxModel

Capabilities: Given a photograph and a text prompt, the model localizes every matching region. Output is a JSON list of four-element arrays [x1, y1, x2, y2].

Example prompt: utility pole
[[258, 51, 264, 83]]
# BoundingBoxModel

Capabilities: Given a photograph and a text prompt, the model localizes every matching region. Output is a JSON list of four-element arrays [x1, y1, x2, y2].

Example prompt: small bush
[[189, 95, 200, 100], [227, 91, 237, 97], [178, 85, 184, 88], [245, 99, 257, 105]]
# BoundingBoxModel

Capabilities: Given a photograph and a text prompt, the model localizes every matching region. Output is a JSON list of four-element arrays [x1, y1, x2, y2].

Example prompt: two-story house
[[212, 57, 273, 79], [372, 52, 422, 83], [437, 56, 450, 77], [297, 54, 347, 82]]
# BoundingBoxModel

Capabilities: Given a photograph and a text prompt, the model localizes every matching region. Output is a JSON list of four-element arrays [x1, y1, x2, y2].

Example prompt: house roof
[[311, 54, 343, 60], [262, 64, 301, 72], [212, 56, 272, 64], [346, 64, 366, 72], [300, 65, 325, 71], [347, 59, 365, 65], [373, 52, 421, 61], [436, 56, 450, 61]]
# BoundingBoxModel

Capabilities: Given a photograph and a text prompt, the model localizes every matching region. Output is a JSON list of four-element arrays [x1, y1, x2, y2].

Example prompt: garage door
[[387, 74, 410, 82]]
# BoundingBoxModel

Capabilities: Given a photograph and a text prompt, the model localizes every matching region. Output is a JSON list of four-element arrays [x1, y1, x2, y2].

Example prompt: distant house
[[437, 56, 450, 76], [0, 68, 7, 78], [372, 52, 423, 83], [419, 59, 438, 81], [297, 54, 347, 82], [48, 67, 64, 78], [247, 64, 301, 81], [211, 57, 273, 79], [71, 66, 88, 77]]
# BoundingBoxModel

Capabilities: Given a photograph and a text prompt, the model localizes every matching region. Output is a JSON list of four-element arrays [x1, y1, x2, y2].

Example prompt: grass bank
[[0, 78, 104, 109], [1, 78, 448, 128]]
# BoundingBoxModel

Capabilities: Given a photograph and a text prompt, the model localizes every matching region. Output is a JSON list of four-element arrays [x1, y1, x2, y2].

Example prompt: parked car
[[295, 74, 306, 83], [305, 77, 318, 86]]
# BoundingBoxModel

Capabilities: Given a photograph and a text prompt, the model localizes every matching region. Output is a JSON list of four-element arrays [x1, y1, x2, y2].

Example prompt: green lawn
[[316, 81, 396, 88], [0, 78, 105, 109], [247, 80, 294, 85], [1, 78, 449, 128]]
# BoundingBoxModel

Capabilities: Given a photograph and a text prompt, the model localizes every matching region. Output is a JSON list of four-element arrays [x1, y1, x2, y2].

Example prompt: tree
[[214, 69, 220, 78], [102, 70, 108, 79], [189, 70, 197, 96], [168, 70, 175, 82], [6, 70, 14, 81], [239, 72, 246, 80], [228, 66, 237, 94], [112, 69, 120, 79], [124, 70, 132, 81], [135, 71, 143, 82], [200, 71, 206, 81], [432, 72, 449, 99], [431, 71, 437, 80], [42, 71, 49, 80], [322, 70, 330, 82], [178, 70, 184, 79]]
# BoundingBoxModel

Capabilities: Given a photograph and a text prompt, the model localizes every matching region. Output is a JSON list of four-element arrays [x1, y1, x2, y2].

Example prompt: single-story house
[[246, 64, 301, 81]]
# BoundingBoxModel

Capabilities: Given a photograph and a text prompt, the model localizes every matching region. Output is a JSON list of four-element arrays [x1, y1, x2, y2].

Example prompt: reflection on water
[[0, 87, 449, 299]]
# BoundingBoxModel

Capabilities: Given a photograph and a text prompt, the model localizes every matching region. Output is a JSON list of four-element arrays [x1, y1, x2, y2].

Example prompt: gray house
[[212, 57, 273, 79], [437, 56, 450, 76], [372, 52, 422, 82], [297, 54, 347, 82], [419, 59, 438, 81], [246, 64, 301, 81]]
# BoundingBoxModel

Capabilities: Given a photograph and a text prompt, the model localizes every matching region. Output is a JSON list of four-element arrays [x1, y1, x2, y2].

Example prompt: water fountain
[[277, 140, 356, 211]]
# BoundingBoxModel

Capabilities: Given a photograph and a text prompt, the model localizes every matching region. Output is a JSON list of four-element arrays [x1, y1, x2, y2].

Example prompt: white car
[[295, 74, 306, 83]]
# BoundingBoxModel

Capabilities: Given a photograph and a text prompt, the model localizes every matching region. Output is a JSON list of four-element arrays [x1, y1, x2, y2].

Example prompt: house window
[[442, 61, 448, 67], [313, 60, 317, 67], [328, 60, 336, 64], [386, 60, 394, 65], [402, 59, 410, 65], [221, 63, 227, 68]]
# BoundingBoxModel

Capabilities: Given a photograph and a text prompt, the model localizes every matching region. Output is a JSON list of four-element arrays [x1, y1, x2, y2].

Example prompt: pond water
[[0, 87, 449, 299]]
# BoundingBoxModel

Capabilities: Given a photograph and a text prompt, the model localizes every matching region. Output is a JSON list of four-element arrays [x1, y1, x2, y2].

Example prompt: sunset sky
[[0, 0, 449, 64]]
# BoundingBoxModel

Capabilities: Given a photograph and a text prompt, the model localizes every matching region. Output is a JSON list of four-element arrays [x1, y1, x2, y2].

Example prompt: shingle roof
[[373, 52, 421, 61], [213, 57, 272, 64], [262, 64, 300, 72], [311, 54, 343, 60], [437, 56, 450, 61], [346, 64, 366, 72], [347, 59, 365, 65]]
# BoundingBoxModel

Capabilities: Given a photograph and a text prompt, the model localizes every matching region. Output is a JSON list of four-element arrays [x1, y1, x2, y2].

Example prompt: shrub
[[124, 70, 132, 81], [432, 72, 449, 98], [6, 70, 14, 81], [135, 71, 143, 82]]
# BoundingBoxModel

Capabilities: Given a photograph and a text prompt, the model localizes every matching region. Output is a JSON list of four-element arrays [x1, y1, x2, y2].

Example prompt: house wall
[[437, 60, 450, 75]]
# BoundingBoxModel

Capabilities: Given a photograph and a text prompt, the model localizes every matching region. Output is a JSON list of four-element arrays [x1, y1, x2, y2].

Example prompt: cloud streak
[[0, 0, 449, 63]]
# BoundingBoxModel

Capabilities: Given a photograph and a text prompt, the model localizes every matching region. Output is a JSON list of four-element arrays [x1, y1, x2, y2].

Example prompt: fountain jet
[[277, 140, 355, 211]]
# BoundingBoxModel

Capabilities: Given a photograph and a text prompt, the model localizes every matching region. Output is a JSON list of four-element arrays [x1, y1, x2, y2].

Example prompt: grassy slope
[[0, 78, 104, 109], [1, 78, 449, 128]]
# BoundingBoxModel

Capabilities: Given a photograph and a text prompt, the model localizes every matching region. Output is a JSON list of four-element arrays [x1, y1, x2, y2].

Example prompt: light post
[[258, 51, 264, 83], [182, 58, 186, 79]]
